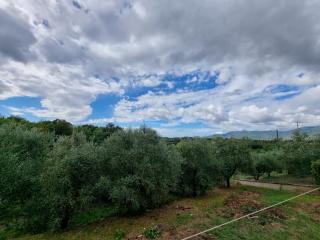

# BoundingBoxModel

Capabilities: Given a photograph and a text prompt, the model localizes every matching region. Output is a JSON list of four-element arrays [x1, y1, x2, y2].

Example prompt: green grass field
[[2, 185, 320, 240]]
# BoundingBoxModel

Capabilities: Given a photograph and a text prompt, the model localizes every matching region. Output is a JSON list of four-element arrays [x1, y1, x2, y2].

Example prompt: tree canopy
[[0, 116, 318, 234]]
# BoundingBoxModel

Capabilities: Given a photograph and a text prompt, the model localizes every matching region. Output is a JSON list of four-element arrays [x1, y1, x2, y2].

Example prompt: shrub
[[0, 123, 52, 232], [101, 127, 182, 213], [249, 150, 283, 180], [40, 133, 102, 230], [213, 138, 251, 187], [177, 139, 219, 196], [113, 229, 126, 240], [311, 160, 320, 185], [143, 226, 161, 239], [284, 130, 313, 176]]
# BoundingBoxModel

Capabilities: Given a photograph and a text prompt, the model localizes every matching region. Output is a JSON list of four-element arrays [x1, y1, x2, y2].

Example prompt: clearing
[[7, 185, 320, 240]]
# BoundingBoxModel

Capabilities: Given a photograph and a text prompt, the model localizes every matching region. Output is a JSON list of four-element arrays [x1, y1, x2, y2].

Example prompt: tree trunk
[[192, 169, 197, 197], [226, 177, 230, 188], [268, 172, 271, 178], [60, 207, 71, 230]]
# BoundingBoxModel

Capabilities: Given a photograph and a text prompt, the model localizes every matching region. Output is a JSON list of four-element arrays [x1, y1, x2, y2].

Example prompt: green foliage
[[143, 226, 161, 239], [213, 138, 251, 187], [40, 133, 101, 230], [1, 115, 318, 237], [101, 127, 181, 213], [76, 123, 122, 143], [0, 116, 31, 128], [0, 123, 52, 232], [0, 121, 182, 233], [112, 229, 126, 240], [37, 119, 73, 136], [177, 139, 219, 196], [249, 150, 283, 180], [70, 206, 117, 226], [311, 160, 320, 185], [175, 213, 194, 225], [284, 130, 315, 176]]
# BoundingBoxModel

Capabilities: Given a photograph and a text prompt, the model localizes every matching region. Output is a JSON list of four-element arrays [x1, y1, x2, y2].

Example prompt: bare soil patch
[[222, 190, 286, 225]]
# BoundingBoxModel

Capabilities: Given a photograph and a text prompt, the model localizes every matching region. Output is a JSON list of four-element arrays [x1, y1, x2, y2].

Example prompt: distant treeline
[[0, 116, 319, 234]]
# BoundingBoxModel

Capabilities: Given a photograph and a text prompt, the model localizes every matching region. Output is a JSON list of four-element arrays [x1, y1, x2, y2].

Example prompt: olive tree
[[213, 138, 251, 188], [249, 150, 283, 180], [176, 139, 219, 196], [311, 160, 320, 185], [0, 123, 51, 232], [284, 130, 313, 176], [100, 127, 181, 213], [41, 133, 101, 230]]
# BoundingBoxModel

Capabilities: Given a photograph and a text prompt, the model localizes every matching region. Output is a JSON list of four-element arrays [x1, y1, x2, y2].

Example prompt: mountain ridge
[[213, 126, 320, 140]]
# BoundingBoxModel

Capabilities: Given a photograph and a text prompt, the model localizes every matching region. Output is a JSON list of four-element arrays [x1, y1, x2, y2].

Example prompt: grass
[[235, 172, 316, 186], [4, 186, 320, 240], [259, 175, 316, 186], [70, 206, 118, 227], [175, 213, 194, 225]]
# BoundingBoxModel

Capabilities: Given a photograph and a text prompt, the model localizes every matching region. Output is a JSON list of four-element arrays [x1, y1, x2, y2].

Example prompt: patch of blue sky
[[125, 87, 151, 101], [89, 93, 121, 120], [114, 120, 163, 129], [264, 84, 300, 94], [162, 69, 218, 92], [274, 92, 301, 101], [116, 120, 207, 131], [0, 105, 10, 117], [0, 97, 42, 122], [19, 113, 40, 122], [0, 96, 42, 109], [120, 70, 218, 102], [176, 122, 208, 129], [262, 84, 303, 101]]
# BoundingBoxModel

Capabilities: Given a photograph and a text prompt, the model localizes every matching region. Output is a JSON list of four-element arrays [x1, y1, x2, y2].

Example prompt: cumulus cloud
[[0, 8, 36, 61], [1, 0, 320, 135], [0, 61, 121, 121]]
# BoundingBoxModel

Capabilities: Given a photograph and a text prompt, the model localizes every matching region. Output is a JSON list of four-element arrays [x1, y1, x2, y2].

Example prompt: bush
[[213, 138, 251, 187], [100, 127, 181, 213], [0, 123, 52, 232], [311, 160, 320, 185], [284, 130, 313, 177], [5, 117, 303, 236], [177, 139, 219, 196], [249, 150, 283, 180], [40, 133, 101, 230]]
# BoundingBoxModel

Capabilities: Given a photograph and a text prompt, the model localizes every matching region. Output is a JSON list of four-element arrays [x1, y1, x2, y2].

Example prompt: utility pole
[[276, 129, 279, 149]]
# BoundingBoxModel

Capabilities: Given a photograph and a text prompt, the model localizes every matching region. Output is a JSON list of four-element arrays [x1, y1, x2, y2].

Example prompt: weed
[[175, 213, 194, 225], [112, 229, 125, 240], [143, 226, 161, 239]]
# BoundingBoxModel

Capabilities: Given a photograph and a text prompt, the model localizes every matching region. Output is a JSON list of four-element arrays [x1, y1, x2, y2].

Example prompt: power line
[[181, 187, 320, 240]]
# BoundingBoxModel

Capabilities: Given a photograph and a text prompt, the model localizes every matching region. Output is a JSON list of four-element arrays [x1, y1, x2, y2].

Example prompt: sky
[[1, 0, 320, 137]]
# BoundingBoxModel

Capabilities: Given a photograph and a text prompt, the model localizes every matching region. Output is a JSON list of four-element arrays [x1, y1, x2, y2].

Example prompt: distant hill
[[214, 126, 320, 140]]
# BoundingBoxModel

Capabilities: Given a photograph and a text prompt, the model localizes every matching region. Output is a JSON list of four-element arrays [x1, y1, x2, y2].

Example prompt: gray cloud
[[6, 0, 319, 78], [1, 0, 320, 133], [72, 0, 320, 74], [0, 8, 36, 62]]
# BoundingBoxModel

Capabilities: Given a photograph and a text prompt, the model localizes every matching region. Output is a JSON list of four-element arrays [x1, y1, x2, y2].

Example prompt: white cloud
[[0, 60, 121, 122], [1, 0, 320, 135]]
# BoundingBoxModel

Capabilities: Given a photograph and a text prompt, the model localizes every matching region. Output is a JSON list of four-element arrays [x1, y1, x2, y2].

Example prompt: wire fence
[[181, 186, 320, 240]]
